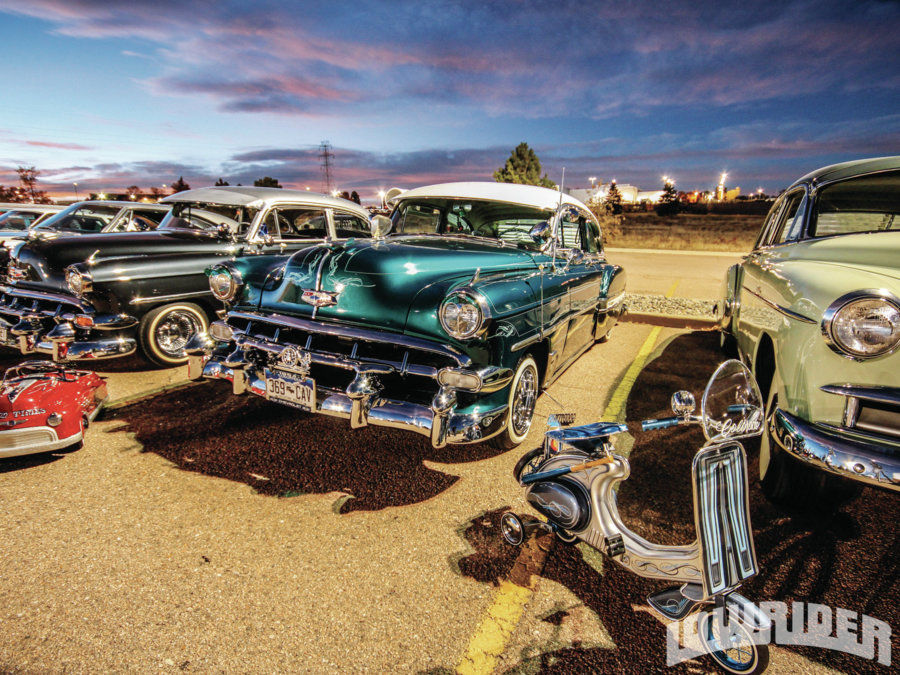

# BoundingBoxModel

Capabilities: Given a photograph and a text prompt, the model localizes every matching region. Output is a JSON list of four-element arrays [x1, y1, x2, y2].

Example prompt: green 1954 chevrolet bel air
[[187, 182, 626, 448]]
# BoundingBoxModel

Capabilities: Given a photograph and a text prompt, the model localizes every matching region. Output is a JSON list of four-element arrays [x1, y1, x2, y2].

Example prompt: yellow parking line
[[455, 281, 678, 674]]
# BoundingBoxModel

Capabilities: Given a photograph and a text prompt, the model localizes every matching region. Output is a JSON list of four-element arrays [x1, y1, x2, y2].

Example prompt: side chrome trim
[[744, 287, 817, 324], [130, 290, 210, 305]]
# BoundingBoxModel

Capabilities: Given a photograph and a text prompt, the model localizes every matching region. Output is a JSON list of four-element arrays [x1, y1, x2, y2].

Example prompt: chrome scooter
[[501, 360, 772, 674]]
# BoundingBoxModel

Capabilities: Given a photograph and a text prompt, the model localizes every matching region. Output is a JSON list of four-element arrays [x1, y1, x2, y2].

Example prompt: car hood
[[9, 230, 233, 292], [254, 236, 541, 334], [775, 231, 900, 282], [0, 375, 63, 423]]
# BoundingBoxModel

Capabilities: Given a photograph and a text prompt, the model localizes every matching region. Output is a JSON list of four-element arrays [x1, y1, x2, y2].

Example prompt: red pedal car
[[0, 361, 107, 458]]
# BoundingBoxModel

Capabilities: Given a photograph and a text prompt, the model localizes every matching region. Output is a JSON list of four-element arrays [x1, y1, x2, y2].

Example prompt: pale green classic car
[[718, 157, 900, 505]]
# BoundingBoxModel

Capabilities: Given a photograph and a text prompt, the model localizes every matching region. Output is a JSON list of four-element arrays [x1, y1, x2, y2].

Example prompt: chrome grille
[[227, 310, 469, 403], [0, 427, 56, 449], [0, 287, 87, 321], [822, 384, 900, 443]]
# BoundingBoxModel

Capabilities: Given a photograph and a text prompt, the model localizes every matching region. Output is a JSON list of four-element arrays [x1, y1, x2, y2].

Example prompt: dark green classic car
[[187, 182, 626, 448]]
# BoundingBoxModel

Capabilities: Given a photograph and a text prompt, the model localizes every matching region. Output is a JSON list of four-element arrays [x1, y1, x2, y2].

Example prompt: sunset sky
[[1, 0, 898, 200]]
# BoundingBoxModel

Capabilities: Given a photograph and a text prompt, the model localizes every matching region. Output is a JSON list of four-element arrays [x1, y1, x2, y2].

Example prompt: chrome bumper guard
[[0, 286, 138, 361], [187, 328, 513, 448], [771, 408, 900, 491]]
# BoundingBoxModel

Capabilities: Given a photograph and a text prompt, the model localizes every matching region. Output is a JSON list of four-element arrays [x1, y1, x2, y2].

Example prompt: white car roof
[[394, 182, 588, 212], [162, 186, 369, 218], [2, 204, 63, 213]]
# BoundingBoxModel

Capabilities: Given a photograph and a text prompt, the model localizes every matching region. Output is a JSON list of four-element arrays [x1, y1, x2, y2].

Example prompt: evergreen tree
[[655, 177, 680, 216], [215, 178, 230, 186], [170, 176, 191, 193], [349, 190, 361, 204], [604, 180, 623, 214], [493, 142, 556, 188]]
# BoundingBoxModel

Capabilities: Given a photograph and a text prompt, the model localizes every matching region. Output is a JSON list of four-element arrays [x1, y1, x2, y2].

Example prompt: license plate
[[265, 369, 315, 411]]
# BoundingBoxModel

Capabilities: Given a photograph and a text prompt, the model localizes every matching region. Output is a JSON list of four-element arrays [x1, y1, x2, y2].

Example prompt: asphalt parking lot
[[0, 322, 896, 673]]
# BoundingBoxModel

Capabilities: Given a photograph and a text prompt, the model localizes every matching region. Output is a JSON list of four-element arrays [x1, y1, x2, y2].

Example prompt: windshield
[[33, 204, 119, 233], [159, 202, 252, 236], [390, 198, 552, 249], [809, 170, 900, 238], [0, 210, 43, 231]]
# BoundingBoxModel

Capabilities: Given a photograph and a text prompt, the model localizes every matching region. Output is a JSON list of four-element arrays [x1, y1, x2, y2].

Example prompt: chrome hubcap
[[155, 310, 203, 357], [511, 366, 537, 437]]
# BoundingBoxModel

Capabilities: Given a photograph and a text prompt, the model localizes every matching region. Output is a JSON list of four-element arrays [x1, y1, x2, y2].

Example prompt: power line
[[319, 141, 333, 194]]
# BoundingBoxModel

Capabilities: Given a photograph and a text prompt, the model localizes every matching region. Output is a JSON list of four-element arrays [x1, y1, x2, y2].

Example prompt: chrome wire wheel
[[492, 355, 539, 449], [140, 302, 209, 367], [511, 363, 537, 437], [155, 310, 204, 357]]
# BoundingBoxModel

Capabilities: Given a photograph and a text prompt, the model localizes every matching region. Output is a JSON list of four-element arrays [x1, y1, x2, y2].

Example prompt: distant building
[[567, 182, 640, 205]]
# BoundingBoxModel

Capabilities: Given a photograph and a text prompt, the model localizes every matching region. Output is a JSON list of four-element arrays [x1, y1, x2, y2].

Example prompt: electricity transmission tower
[[319, 141, 334, 194]]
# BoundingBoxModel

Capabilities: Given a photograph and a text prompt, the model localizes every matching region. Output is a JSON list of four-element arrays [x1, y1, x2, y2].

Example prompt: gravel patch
[[625, 293, 716, 317]]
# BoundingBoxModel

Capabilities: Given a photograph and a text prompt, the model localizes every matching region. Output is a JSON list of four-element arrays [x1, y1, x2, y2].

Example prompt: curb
[[621, 312, 718, 330], [104, 379, 200, 411]]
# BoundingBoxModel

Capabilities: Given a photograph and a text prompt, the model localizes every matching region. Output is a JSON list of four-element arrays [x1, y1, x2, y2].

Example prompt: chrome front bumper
[[0, 285, 137, 361], [0, 426, 83, 459], [771, 408, 900, 491], [190, 352, 512, 448]]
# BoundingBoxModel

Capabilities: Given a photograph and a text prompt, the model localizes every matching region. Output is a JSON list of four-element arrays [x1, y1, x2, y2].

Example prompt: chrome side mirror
[[370, 214, 393, 239], [566, 249, 585, 265], [671, 390, 696, 419], [529, 221, 552, 244]]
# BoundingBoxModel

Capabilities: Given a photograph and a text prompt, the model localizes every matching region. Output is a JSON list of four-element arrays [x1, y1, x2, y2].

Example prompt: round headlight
[[824, 294, 900, 359], [209, 267, 237, 302], [65, 267, 91, 296], [440, 291, 488, 340]]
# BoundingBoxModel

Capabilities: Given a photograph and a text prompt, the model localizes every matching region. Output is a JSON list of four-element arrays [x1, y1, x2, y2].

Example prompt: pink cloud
[[24, 140, 93, 150]]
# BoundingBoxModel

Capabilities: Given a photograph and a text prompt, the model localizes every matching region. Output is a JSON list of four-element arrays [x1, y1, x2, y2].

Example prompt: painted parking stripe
[[455, 281, 678, 674]]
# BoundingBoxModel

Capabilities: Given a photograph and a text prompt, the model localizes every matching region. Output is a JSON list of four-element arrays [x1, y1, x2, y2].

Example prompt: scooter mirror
[[701, 359, 764, 442], [670, 390, 696, 418]]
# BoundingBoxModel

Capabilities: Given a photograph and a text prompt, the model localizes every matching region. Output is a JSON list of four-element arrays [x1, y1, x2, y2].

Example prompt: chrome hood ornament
[[301, 289, 340, 307]]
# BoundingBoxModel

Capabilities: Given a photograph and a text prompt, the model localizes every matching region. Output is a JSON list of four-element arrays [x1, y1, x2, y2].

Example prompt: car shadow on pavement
[[455, 331, 899, 674], [0, 446, 80, 473], [107, 380, 507, 513]]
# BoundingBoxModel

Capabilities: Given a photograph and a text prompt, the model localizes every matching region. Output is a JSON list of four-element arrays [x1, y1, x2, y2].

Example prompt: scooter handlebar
[[640, 415, 699, 431]]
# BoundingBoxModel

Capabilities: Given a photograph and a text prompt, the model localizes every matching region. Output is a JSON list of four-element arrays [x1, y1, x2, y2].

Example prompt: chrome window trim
[[820, 289, 900, 361]]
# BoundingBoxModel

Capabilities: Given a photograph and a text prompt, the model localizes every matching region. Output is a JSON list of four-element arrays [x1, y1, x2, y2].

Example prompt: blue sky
[[1, 0, 898, 200]]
